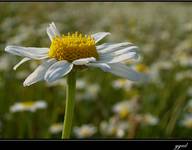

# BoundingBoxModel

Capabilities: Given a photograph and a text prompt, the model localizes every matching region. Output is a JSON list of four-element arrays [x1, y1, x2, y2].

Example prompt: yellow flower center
[[80, 128, 92, 137], [22, 101, 34, 107], [185, 119, 192, 128], [135, 64, 149, 73], [48, 32, 99, 62], [119, 107, 129, 119]]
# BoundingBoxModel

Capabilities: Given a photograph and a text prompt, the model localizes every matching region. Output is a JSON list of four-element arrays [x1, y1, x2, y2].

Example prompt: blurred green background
[[0, 2, 192, 138]]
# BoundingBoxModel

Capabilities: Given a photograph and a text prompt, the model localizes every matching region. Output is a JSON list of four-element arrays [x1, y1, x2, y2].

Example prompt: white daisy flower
[[0, 54, 12, 71], [10, 100, 47, 112], [133, 63, 149, 73], [112, 79, 134, 89], [76, 79, 86, 89], [100, 117, 129, 138], [112, 99, 139, 119], [180, 114, 192, 128], [142, 113, 159, 126], [175, 70, 192, 81], [49, 123, 63, 134], [73, 124, 97, 138], [5, 22, 145, 86], [187, 87, 192, 97], [186, 99, 192, 113]]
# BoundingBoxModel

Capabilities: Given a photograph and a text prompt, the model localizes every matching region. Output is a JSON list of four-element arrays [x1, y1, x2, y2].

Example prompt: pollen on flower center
[[48, 32, 99, 62]]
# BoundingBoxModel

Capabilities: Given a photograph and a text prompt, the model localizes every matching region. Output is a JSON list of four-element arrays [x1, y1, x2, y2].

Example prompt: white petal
[[91, 32, 111, 43], [44, 60, 73, 83], [23, 59, 56, 87], [86, 62, 111, 72], [99, 45, 138, 58], [50, 22, 60, 36], [13, 57, 31, 70], [97, 42, 133, 53], [46, 22, 60, 41], [98, 51, 139, 64], [72, 57, 96, 65], [5, 46, 49, 59], [96, 43, 113, 50], [108, 46, 138, 56], [107, 63, 147, 81]]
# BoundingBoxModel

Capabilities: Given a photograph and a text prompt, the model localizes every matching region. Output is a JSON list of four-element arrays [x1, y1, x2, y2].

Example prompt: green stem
[[62, 71, 76, 139]]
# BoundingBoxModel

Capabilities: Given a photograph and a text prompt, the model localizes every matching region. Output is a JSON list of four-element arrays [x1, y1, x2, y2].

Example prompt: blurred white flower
[[76, 79, 86, 89], [86, 84, 100, 98], [178, 55, 192, 67], [0, 54, 12, 71], [150, 61, 174, 82], [186, 99, 192, 113], [49, 123, 63, 134], [76, 83, 100, 101], [133, 63, 149, 74], [100, 117, 129, 138], [148, 60, 176, 87], [152, 61, 174, 71], [181, 114, 192, 128], [175, 70, 192, 81], [142, 43, 155, 54], [112, 79, 134, 90], [74, 124, 97, 138], [113, 98, 139, 118], [160, 31, 170, 40], [175, 40, 191, 52], [187, 87, 192, 97], [183, 21, 192, 32], [142, 113, 159, 126], [10, 100, 47, 113]]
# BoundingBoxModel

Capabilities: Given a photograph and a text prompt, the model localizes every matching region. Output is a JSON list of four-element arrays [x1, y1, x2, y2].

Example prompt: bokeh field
[[0, 2, 192, 138]]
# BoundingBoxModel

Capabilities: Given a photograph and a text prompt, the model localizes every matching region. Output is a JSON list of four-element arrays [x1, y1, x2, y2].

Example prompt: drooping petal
[[105, 46, 138, 56], [106, 63, 147, 81], [98, 51, 139, 64], [98, 45, 138, 58], [46, 22, 61, 41], [86, 62, 111, 72], [96, 42, 133, 53], [96, 43, 113, 50], [23, 59, 56, 87], [91, 32, 111, 43], [5, 46, 49, 59], [44, 60, 73, 82], [13, 57, 31, 70], [72, 57, 96, 65]]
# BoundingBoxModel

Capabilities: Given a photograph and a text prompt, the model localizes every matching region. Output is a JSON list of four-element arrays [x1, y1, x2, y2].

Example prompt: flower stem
[[62, 70, 76, 139]]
